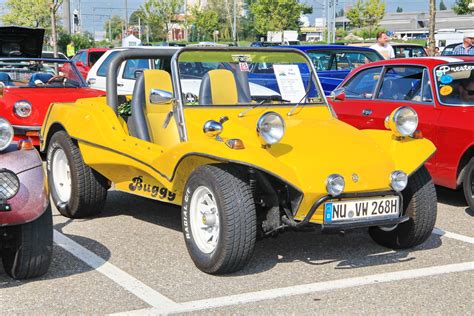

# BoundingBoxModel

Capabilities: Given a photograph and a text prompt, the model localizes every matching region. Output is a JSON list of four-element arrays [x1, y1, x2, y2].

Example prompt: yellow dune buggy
[[40, 48, 437, 274]]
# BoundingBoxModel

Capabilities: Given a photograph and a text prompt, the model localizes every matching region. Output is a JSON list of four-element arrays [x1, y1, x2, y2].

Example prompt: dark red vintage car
[[62, 47, 109, 79], [0, 26, 105, 146], [329, 56, 474, 210]]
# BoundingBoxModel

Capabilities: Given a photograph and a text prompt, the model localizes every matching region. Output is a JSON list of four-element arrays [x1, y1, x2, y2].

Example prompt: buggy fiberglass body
[[40, 47, 437, 274]]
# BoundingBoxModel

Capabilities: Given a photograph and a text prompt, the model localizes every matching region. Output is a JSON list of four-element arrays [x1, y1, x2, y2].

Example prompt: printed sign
[[273, 64, 306, 103]]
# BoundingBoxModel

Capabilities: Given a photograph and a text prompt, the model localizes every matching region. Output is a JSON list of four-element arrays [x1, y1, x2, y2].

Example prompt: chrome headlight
[[0, 169, 20, 200], [257, 112, 285, 145], [385, 106, 418, 137], [14, 100, 32, 118], [326, 174, 345, 196], [390, 171, 408, 192], [0, 118, 13, 151]]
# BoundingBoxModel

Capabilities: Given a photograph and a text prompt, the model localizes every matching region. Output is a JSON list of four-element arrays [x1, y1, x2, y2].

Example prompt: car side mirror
[[134, 69, 144, 79], [76, 61, 85, 67], [150, 89, 173, 104], [331, 88, 346, 102]]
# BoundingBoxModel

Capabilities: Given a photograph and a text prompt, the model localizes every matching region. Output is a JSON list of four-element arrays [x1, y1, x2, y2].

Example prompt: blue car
[[247, 45, 383, 96]]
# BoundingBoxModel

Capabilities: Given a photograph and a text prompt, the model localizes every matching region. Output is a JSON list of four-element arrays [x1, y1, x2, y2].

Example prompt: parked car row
[[0, 26, 472, 279]]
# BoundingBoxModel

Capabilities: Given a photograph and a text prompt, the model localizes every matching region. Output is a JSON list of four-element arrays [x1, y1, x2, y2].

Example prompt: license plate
[[324, 196, 399, 223]]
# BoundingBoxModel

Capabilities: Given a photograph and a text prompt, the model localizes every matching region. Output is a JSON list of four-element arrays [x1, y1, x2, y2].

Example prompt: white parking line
[[433, 228, 474, 244], [53, 230, 179, 310], [114, 261, 474, 315]]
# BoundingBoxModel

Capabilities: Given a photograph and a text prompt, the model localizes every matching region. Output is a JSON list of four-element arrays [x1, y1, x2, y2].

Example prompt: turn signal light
[[226, 138, 245, 150], [25, 131, 39, 137], [413, 130, 423, 139], [18, 139, 34, 150]]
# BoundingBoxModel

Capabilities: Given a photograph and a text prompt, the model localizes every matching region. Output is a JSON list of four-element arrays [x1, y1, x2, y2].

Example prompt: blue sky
[[0, 0, 458, 34]]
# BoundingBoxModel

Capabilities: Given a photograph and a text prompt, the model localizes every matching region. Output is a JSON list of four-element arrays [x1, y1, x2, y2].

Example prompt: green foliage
[[104, 15, 125, 41], [353, 27, 387, 40], [138, 0, 184, 41], [2, 0, 51, 28], [336, 28, 348, 38], [346, 0, 365, 28], [396, 6, 403, 12], [190, 6, 220, 41], [250, 0, 312, 35], [452, 0, 474, 14], [57, 33, 94, 53], [347, 0, 385, 32]]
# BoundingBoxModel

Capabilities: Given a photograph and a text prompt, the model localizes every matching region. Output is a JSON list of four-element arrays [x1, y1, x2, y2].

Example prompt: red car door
[[331, 66, 383, 130]]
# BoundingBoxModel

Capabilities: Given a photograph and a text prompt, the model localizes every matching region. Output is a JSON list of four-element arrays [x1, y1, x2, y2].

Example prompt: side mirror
[[150, 89, 173, 104], [330, 88, 346, 102], [134, 69, 144, 79], [76, 61, 85, 67], [203, 120, 223, 137]]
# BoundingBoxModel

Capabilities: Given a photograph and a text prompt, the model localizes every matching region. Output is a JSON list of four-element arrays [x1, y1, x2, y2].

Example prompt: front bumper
[[284, 190, 407, 231], [13, 125, 41, 146]]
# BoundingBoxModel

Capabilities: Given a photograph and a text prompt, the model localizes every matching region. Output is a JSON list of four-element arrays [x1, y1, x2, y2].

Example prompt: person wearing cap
[[370, 32, 395, 59], [452, 33, 474, 55]]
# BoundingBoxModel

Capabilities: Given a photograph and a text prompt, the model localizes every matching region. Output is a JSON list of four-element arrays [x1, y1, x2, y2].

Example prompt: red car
[[63, 47, 109, 79], [329, 56, 474, 210], [0, 26, 105, 146]]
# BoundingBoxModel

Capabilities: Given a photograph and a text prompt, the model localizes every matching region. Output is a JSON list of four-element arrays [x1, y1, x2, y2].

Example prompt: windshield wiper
[[238, 95, 290, 117], [287, 69, 315, 116]]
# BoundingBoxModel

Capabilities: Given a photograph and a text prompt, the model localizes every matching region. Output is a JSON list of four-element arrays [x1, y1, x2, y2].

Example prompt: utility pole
[[124, 0, 128, 34], [428, 0, 436, 56], [63, 0, 71, 34], [232, 0, 237, 44]]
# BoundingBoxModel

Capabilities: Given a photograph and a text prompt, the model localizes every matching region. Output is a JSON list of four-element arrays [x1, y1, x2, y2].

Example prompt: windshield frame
[[171, 47, 335, 142], [433, 62, 474, 107], [0, 57, 88, 88]]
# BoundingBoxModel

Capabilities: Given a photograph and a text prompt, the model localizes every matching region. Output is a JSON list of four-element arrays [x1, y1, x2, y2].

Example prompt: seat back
[[0, 72, 13, 86], [198, 69, 238, 105], [28, 73, 53, 86], [127, 74, 151, 141]]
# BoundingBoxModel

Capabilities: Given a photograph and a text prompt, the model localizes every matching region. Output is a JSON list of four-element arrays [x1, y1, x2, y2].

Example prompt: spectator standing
[[452, 33, 474, 55], [370, 32, 395, 59]]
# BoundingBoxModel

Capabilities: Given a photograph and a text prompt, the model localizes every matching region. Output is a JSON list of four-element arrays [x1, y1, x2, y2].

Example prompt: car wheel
[[2, 204, 53, 279], [369, 166, 437, 249], [462, 158, 474, 212], [47, 131, 108, 218], [182, 164, 257, 274]]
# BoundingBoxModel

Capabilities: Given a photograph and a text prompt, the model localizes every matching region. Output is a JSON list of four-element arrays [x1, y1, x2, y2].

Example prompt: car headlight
[[14, 100, 32, 118], [0, 169, 20, 200], [257, 112, 285, 145], [384, 106, 418, 137], [390, 171, 408, 192], [0, 118, 13, 151], [326, 174, 345, 196]]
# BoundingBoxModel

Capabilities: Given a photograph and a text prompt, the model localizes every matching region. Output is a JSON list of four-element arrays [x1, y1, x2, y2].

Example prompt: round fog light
[[14, 101, 32, 118], [0, 169, 20, 200], [391, 171, 408, 192], [326, 174, 345, 196]]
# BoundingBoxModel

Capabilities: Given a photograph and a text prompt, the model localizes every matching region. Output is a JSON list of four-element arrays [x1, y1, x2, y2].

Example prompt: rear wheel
[[182, 164, 257, 274], [462, 158, 474, 211], [47, 131, 108, 218], [2, 205, 53, 279], [369, 166, 437, 249]]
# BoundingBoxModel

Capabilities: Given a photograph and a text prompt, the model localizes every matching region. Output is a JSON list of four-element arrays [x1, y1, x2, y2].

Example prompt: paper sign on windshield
[[273, 65, 306, 103]]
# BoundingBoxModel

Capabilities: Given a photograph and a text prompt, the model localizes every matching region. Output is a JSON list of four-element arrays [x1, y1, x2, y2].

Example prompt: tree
[[139, 0, 184, 42], [49, 0, 64, 57], [439, 0, 447, 10], [2, 0, 51, 29], [428, 0, 436, 56], [190, 5, 219, 41], [346, 0, 365, 29], [250, 0, 311, 35], [104, 15, 125, 41], [452, 0, 474, 14], [364, 0, 385, 36], [396, 6, 403, 12]]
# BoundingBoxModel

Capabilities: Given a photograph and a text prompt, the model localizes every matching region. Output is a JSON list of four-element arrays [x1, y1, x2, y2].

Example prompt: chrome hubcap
[[190, 186, 220, 254], [51, 148, 72, 203]]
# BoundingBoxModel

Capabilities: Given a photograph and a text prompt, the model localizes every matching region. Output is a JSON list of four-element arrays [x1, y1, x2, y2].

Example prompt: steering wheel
[[47, 75, 68, 85]]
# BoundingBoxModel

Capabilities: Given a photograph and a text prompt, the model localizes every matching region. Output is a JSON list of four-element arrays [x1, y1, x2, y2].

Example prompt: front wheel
[[462, 158, 474, 212], [2, 204, 53, 279], [182, 164, 257, 274], [369, 166, 437, 249]]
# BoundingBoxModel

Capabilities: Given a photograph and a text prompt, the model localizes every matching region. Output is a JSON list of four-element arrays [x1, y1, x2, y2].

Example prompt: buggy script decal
[[129, 176, 176, 201]]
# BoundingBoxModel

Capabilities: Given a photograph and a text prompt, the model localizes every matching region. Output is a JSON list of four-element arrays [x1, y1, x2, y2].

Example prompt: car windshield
[[177, 50, 324, 106], [394, 46, 427, 58], [306, 49, 382, 71], [0, 59, 85, 88], [435, 63, 474, 106]]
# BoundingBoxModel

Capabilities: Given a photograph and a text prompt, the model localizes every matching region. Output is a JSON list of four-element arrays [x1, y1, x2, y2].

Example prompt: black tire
[[462, 158, 474, 211], [369, 166, 437, 249], [47, 131, 108, 218], [2, 204, 53, 279], [182, 164, 257, 274]]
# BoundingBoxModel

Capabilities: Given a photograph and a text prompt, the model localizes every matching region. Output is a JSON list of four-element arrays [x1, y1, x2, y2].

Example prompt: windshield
[[435, 63, 474, 106], [306, 49, 382, 71], [177, 50, 323, 106], [0, 59, 86, 88]]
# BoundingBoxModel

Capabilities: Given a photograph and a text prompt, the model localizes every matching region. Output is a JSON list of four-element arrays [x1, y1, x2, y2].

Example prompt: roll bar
[[106, 48, 178, 114]]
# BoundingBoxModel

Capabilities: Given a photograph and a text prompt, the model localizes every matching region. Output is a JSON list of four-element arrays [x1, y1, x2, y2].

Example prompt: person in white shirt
[[370, 32, 395, 59]]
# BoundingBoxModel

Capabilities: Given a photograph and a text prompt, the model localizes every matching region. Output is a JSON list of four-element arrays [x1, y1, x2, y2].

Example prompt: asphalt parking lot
[[1, 186, 473, 314]]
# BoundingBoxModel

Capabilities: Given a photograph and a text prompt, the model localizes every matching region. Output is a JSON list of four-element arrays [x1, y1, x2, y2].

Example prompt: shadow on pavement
[[436, 186, 467, 207]]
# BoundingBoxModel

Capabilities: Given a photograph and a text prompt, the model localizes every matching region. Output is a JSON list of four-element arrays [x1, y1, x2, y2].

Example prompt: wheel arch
[[41, 122, 67, 153], [457, 144, 474, 187]]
